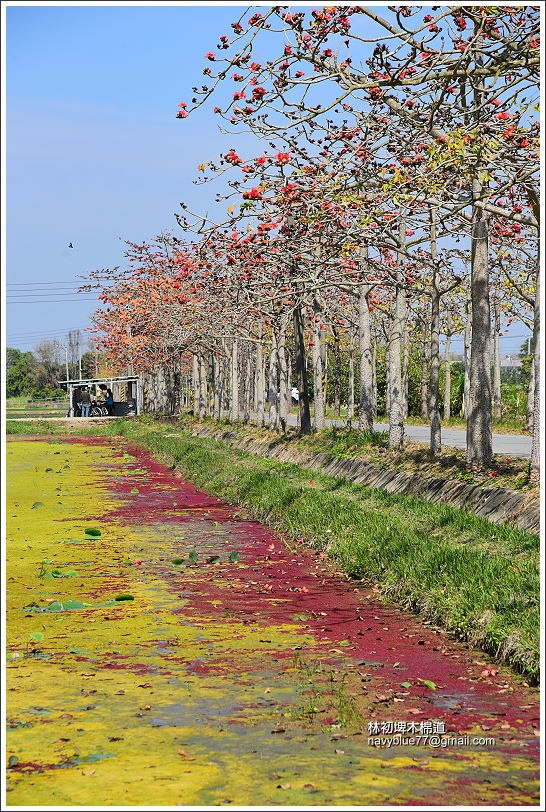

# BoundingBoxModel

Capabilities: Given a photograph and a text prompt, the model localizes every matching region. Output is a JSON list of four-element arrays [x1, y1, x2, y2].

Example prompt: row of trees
[[6, 335, 96, 398], [85, 6, 540, 481]]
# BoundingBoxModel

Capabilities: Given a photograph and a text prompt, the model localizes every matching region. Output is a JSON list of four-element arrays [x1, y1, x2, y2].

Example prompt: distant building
[[444, 353, 522, 368], [500, 355, 522, 368]]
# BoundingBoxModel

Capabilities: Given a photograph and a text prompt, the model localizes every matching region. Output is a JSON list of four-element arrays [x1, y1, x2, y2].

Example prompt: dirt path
[[5, 436, 540, 807]]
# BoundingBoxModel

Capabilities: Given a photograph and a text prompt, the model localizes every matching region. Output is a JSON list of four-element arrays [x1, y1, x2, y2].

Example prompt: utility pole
[[63, 345, 69, 382]]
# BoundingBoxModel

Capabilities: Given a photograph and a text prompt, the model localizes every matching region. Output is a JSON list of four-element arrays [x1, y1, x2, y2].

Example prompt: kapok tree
[[177, 4, 539, 470]]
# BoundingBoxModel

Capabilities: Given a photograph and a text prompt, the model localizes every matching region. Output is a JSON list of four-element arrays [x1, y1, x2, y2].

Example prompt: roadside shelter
[[62, 376, 141, 417]]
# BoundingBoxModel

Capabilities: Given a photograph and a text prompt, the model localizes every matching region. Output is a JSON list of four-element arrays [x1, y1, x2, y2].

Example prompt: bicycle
[[90, 399, 109, 417]]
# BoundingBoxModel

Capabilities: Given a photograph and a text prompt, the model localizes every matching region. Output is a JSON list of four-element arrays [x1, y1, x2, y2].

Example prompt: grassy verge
[[169, 415, 534, 493], [6, 416, 539, 683], [6, 420, 78, 435], [6, 410, 69, 419]]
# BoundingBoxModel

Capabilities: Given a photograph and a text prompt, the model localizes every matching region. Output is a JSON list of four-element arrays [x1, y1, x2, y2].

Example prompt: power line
[[6, 295, 98, 299], [6, 290, 98, 302], [7, 298, 100, 304], [6, 334, 95, 342], [6, 326, 92, 337], [6, 283, 110, 290], [7, 284, 90, 288], [6, 281, 92, 286], [6, 290, 96, 296]]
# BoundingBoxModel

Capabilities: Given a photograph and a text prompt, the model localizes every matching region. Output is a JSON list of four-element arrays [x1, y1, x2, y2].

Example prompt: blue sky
[[4, 2, 256, 353], [3, 2, 533, 357]]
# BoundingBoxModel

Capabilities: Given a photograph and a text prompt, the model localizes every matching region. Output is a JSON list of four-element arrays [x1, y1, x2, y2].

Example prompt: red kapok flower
[[242, 188, 263, 199], [225, 150, 242, 164]]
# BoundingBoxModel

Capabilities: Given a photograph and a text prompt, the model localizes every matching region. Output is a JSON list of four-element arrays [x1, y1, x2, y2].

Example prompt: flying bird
[[68, 242, 74, 248]]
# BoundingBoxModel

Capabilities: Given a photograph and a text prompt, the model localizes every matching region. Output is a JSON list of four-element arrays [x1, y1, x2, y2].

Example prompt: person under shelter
[[79, 386, 91, 417]]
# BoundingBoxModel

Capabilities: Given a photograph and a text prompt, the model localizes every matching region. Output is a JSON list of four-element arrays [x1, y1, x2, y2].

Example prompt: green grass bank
[[6, 416, 540, 683]]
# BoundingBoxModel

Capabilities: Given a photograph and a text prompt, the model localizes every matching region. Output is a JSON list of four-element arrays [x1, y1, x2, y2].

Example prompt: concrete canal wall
[[188, 426, 540, 535]]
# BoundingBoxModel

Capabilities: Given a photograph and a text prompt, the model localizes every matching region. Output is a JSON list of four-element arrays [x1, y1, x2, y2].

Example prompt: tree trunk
[[385, 340, 391, 418], [388, 216, 408, 449], [213, 352, 221, 419], [347, 333, 355, 426], [466, 37, 493, 470], [332, 325, 342, 418], [492, 295, 502, 420], [526, 353, 535, 432], [268, 331, 279, 430], [443, 333, 452, 421], [402, 315, 410, 420], [198, 355, 207, 419], [180, 372, 186, 410], [526, 291, 538, 432], [462, 288, 472, 418], [230, 338, 239, 422], [192, 353, 199, 414], [294, 303, 312, 434], [278, 315, 290, 433], [529, 348, 540, 485], [466, 182, 493, 469], [312, 307, 326, 430], [242, 352, 250, 424], [220, 353, 227, 419], [420, 320, 430, 419], [429, 206, 441, 454], [320, 325, 328, 405], [371, 332, 377, 419], [255, 336, 265, 428], [429, 289, 442, 454], [358, 250, 374, 432], [529, 266, 540, 484]]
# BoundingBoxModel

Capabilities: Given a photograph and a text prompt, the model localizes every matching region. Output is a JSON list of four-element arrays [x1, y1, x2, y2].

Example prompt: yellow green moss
[[5, 438, 539, 807]]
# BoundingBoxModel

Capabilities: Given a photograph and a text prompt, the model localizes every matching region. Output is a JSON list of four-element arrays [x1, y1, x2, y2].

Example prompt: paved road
[[374, 422, 531, 459], [281, 415, 532, 459]]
